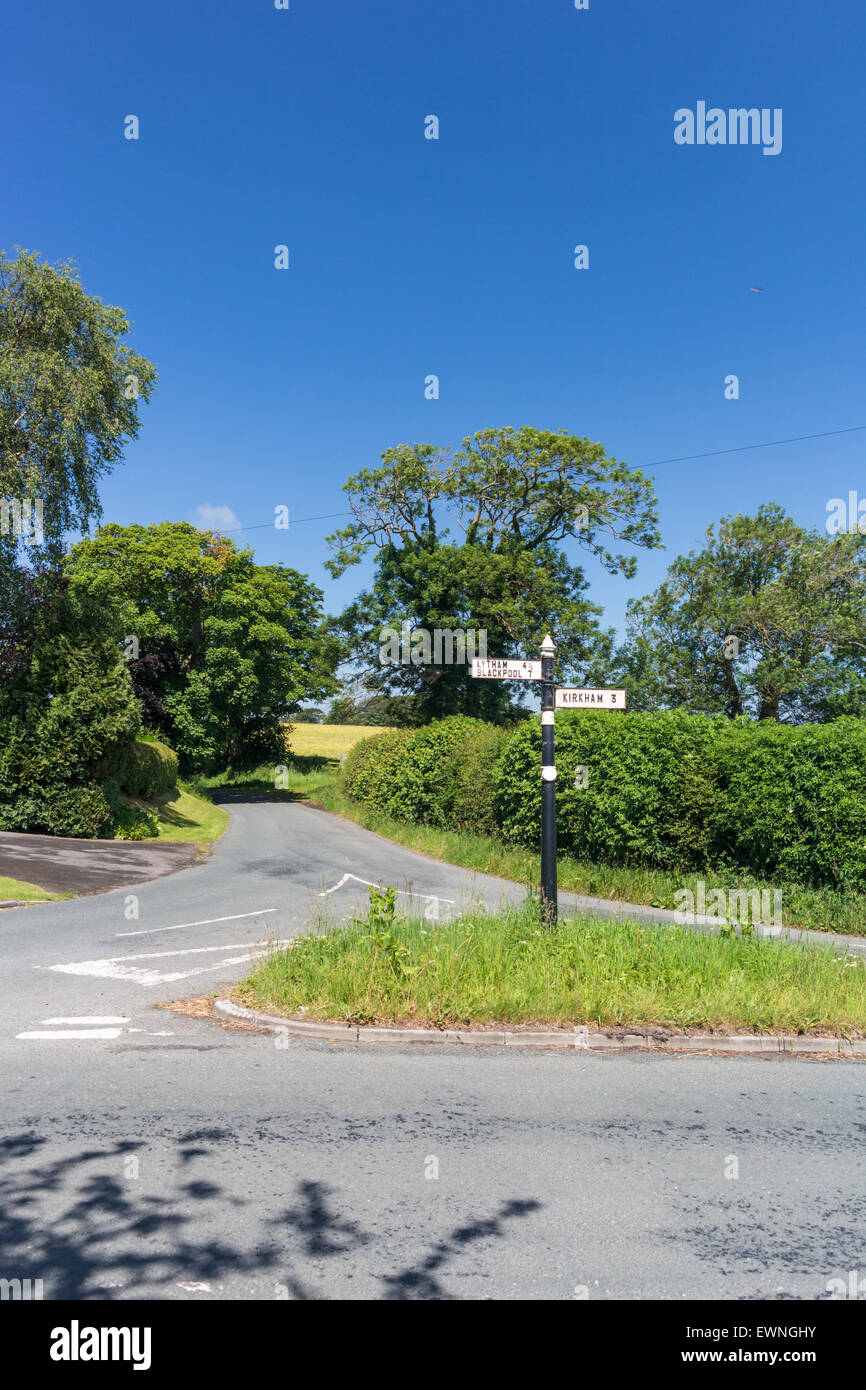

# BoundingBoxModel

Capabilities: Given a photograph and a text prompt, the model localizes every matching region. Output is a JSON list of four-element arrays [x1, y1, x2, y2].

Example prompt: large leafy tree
[[0, 249, 156, 570], [326, 427, 661, 722], [68, 523, 340, 770], [612, 504, 866, 721]]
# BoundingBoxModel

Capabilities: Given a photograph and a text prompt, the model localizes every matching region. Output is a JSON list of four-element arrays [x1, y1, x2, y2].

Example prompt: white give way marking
[[320, 872, 457, 910], [16, 1015, 173, 1041], [41, 939, 293, 988]]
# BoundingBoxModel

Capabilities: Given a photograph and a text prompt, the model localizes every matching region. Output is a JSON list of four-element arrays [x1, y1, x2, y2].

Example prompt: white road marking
[[116, 908, 277, 938], [319, 872, 355, 896], [43, 938, 293, 987], [41, 1015, 129, 1025], [17, 1014, 177, 1043], [17, 1029, 123, 1040], [319, 872, 456, 906]]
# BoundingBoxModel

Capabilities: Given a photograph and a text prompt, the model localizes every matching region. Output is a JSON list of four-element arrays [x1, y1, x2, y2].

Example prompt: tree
[[0, 564, 142, 837], [326, 427, 661, 722], [612, 505, 866, 721], [0, 249, 156, 570], [68, 522, 340, 770], [324, 692, 425, 726]]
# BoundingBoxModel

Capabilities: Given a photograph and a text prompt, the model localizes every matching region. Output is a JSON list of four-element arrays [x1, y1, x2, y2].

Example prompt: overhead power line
[[643, 424, 866, 470], [216, 424, 866, 535]]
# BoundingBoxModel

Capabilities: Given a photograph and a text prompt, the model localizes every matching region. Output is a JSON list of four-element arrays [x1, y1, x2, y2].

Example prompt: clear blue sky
[[4, 0, 864, 639]]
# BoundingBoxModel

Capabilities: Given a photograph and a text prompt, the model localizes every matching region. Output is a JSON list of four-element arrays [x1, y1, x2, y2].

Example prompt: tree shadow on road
[[0, 1132, 541, 1300], [379, 1198, 542, 1299]]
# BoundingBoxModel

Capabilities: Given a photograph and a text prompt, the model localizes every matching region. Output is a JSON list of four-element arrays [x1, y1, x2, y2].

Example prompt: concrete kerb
[[212, 997, 866, 1056]]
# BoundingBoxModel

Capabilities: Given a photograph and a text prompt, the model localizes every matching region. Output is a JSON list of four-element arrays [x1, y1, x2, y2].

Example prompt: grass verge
[[121, 784, 230, 843], [0, 875, 70, 902], [238, 896, 866, 1036], [156, 785, 229, 843]]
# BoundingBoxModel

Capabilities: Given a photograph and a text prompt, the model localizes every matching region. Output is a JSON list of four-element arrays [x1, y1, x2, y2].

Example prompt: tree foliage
[[68, 522, 340, 770], [0, 566, 142, 837], [0, 249, 156, 566], [612, 505, 866, 721], [327, 426, 660, 721]]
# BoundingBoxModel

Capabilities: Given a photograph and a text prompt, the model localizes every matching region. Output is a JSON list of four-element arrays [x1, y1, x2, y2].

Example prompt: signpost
[[555, 687, 626, 710], [470, 637, 626, 926], [539, 635, 557, 924], [471, 658, 542, 681]]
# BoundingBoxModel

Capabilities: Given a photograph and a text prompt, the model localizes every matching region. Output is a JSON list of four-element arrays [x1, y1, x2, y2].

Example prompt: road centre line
[[116, 908, 278, 938]]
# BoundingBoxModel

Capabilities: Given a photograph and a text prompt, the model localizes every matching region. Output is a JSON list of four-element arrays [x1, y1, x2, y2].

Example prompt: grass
[[0, 875, 70, 902], [156, 785, 229, 842], [121, 784, 230, 843], [190, 756, 337, 803], [238, 895, 866, 1037]]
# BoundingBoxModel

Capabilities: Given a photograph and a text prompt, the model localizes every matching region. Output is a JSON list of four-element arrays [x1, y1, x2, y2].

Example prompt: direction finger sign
[[471, 658, 542, 680], [555, 687, 626, 709]]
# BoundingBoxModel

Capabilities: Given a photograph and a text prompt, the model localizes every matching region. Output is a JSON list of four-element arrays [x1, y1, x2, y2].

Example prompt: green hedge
[[341, 711, 866, 891], [706, 718, 866, 890], [343, 717, 509, 836], [114, 739, 178, 799], [342, 728, 414, 815], [0, 571, 180, 839], [495, 710, 725, 870]]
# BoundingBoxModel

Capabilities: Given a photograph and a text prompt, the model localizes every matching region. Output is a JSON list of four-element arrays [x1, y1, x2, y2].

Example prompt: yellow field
[[287, 723, 385, 759]]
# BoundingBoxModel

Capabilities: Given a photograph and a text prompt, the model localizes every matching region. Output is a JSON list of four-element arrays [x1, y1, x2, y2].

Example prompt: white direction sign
[[471, 657, 542, 681], [555, 687, 626, 710]]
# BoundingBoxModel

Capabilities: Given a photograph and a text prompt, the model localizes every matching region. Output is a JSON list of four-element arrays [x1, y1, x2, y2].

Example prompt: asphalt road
[[1, 798, 864, 1301], [0, 829, 201, 894]]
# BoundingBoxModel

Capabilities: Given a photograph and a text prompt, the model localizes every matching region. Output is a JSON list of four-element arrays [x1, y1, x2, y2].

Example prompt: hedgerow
[[340, 710, 866, 890]]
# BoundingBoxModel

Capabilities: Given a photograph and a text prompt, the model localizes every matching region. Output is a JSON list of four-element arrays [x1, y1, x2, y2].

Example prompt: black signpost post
[[470, 638, 626, 930], [539, 634, 557, 925]]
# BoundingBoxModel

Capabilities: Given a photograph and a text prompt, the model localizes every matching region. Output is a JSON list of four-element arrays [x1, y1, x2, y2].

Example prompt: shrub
[[442, 722, 510, 836], [342, 716, 506, 835], [706, 718, 866, 890], [344, 707, 866, 891], [113, 739, 178, 799], [0, 575, 142, 838], [342, 728, 414, 813], [111, 804, 160, 840], [495, 710, 727, 870], [0, 782, 115, 839]]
